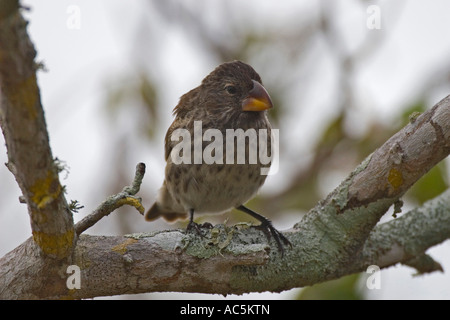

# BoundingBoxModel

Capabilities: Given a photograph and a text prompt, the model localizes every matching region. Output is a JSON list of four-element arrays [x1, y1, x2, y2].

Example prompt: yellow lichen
[[9, 74, 39, 120], [388, 168, 404, 190], [111, 238, 138, 255], [32, 228, 75, 258], [30, 170, 62, 209], [117, 197, 145, 214]]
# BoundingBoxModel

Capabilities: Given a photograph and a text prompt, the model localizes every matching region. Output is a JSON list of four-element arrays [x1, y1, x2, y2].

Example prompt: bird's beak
[[242, 80, 273, 112]]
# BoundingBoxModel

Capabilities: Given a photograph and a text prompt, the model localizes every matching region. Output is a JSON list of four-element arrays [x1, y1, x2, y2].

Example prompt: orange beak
[[241, 80, 273, 112]]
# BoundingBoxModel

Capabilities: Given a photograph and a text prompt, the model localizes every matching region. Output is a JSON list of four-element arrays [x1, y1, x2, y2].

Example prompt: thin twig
[[74, 163, 146, 235]]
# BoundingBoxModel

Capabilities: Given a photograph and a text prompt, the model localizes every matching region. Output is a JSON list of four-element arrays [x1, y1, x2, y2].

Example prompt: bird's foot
[[186, 221, 213, 237], [186, 220, 203, 236], [255, 221, 292, 257]]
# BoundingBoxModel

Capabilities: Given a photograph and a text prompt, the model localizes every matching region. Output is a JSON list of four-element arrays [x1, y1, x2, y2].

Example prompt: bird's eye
[[225, 85, 237, 95]]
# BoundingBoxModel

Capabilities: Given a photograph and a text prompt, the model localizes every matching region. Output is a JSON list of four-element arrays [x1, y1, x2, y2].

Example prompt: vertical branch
[[0, 0, 75, 259]]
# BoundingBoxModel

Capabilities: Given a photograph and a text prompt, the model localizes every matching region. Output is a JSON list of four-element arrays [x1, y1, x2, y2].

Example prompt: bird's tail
[[145, 202, 187, 222]]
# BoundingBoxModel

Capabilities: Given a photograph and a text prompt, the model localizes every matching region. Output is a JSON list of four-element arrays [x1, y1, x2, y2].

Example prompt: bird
[[145, 60, 291, 255]]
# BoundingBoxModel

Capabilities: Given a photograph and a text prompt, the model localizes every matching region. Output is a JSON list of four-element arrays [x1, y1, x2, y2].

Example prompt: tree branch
[[0, 3, 147, 298], [74, 163, 146, 235], [1, 1, 450, 299], [71, 94, 450, 297], [0, 0, 74, 259], [78, 185, 448, 296], [344, 188, 450, 275], [295, 95, 450, 266], [1, 94, 449, 298], [3, 187, 446, 299]]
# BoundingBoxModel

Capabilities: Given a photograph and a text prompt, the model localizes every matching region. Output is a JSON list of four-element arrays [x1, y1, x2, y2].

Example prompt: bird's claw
[[256, 222, 292, 257], [186, 221, 213, 237]]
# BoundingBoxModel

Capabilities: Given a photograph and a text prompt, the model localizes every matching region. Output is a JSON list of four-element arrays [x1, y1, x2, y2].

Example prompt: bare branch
[[74, 163, 146, 235]]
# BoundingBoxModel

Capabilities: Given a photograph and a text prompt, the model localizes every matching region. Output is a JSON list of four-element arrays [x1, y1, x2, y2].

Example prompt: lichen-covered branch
[[74, 163, 146, 235], [344, 188, 450, 275], [1, 94, 449, 298], [0, 160, 148, 299], [0, 0, 74, 259], [64, 95, 449, 298], [297, 95, 450, 265], [0, 2, 148, 298], [6, 188, 444, 299]]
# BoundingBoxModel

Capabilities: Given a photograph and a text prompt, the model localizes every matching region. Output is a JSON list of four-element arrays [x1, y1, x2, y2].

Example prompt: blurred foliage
[[296, 274, 364, 300], [407, 164, 448, 205], [399, 100, 427, 126], [104, 73, 159, 138], [101, 0, 450, 299]]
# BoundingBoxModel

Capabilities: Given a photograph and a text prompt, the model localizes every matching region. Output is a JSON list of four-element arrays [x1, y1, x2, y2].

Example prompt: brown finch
[[145, 60, 291, 254]]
